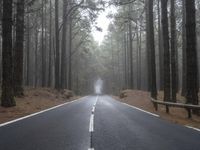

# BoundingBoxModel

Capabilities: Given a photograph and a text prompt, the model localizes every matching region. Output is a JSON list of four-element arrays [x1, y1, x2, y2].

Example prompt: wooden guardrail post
[[187, 108, 192, 119], [166, 105, 169, 114], [153, 102, 158, 111]]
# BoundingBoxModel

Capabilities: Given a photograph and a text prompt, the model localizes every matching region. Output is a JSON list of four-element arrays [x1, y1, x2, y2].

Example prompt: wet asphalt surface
[[0, 96, 199, 150]]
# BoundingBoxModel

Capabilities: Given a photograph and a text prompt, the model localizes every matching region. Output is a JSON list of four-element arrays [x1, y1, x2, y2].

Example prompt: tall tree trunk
[[55, 0, 60, 89], [145, 0, 151, 91], [124, 30, 128, 89], [185, 0, 199, 105], [68, 16, 72, 90], [13, 0, 25, 96], [0, 36, 2, 85], [170, 0, 177, 102], [161, 0, 171, 102], [136, 21, 140, 90], [41, 0, 46, 87], [61, 0, 68, 89], [34, 27, 38, 87], [48, 0, 52, 87], [137, 21, 142, 90], [111, 36, 114, 91], [158, 0, 164, 90], [181, 0, 187, 96], [44, 0, 47, 86], [0, 0, 2, 84], [1, 0, 15, 107], [26, 11, 30, 86], [148, 0, 157, 99], [138, 25, 142, 90], [128, 5, 133, 89], [126, 24, 130, 89]]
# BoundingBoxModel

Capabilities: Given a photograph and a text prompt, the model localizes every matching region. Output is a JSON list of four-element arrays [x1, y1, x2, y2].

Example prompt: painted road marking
[[0, 96, 89, 127], [120, 100, 200, 132], [122, 102, 160, 117], [94, 96, 98, 106], [186, 125, 200, 132], [91, 96, 98, 114], [88, 96, 99, 150], [89, 114, 94, 132], [92, 106, 95, 114]]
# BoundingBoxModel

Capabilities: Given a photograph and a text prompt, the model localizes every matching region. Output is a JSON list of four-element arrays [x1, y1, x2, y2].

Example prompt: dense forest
[[0, 0, 199, 108]]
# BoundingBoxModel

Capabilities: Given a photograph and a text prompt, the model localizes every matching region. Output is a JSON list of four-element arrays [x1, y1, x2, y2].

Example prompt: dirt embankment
[[118, 90, 200, 129], [0, 88, 80, 124]]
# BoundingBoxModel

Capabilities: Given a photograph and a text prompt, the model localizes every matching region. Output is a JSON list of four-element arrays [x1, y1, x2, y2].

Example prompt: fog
[[94, 78, 103, 94]]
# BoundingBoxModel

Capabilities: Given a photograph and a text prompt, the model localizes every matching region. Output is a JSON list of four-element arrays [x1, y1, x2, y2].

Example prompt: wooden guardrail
[[150, 98, 200, 118]]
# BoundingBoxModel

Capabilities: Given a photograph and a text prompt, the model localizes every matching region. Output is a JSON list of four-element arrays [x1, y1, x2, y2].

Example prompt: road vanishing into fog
[[0, 96, 200, 150]]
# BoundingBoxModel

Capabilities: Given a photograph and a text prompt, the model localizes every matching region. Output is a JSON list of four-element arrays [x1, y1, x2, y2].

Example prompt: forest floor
[[117, 90, 200, 129], [0, 87, 80, 124]]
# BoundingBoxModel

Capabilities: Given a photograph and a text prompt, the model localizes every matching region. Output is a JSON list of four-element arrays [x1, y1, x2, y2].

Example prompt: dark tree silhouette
[[185, 0, 199, 105], [13, 0, 25, 97], [181, 0, 187, 97], [1, 0, 15, 107], [161, 0, 171, 102], [148, 0, 157, 99], [170, 0, 177, 102], [55, 0, 60, 89]]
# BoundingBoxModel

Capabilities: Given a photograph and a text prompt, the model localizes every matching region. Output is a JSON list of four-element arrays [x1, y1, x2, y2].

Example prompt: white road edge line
[[89, 114, 94, 132], [185, 125, 200, 132], [0, 96, 89, 127], [88, 148, 94, 150], [122, 102, 159, 117]]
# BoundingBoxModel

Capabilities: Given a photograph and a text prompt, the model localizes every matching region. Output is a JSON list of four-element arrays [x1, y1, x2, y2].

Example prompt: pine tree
[[13, 0, 25, 97], [1, 0, 15, 107], [185, 0, 199, 106], [148, 0, 157, 99], [161, 0, 171, 102], [170, 0, 177, 102]]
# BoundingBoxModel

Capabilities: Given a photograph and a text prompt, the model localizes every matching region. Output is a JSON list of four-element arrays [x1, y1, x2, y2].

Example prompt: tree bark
[[34, 25, 38, 87], [185, 0, 199, 105], [145, 0, 151, 91], [170, 0, 177, 102], [48, 0, 52, 87], [161, 0, 171, 102], [148, 0, 157, 99], [124, 30, 128, 89], [61, 0, 68, 89], [41, 0, 46, 87], [1, 0, 15, 107], [181, 0, 187, 96], [128, 4, 133, 89], [157, 0, 164, 90], [68, 15, 72, 90], [136, 21, 140, 90], [55, 0, 60, 89], [26, 11, 30, 86], [13, 0, 25, 96]]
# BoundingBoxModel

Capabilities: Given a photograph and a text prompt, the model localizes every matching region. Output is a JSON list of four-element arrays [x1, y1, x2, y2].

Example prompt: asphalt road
[[0, 95, 200, 150]]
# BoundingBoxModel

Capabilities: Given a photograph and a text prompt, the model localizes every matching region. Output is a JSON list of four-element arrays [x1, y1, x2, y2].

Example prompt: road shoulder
[[0, 87, 81, 124], [113, 90, 200, 130]]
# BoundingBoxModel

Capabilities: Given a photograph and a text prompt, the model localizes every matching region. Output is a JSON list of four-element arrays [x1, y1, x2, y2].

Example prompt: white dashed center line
[[88, 95, 99, 150], [89, 114, 94, 132], [92, 106, 95, 114]]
